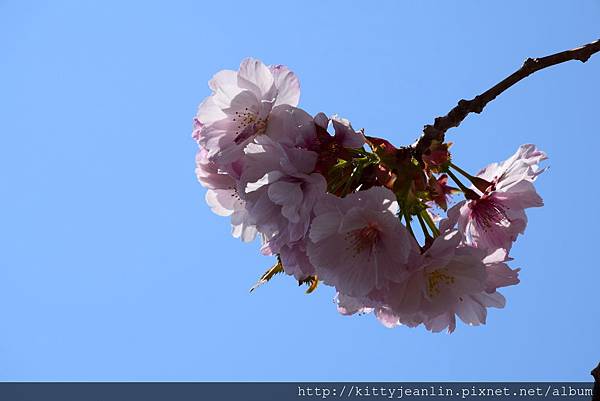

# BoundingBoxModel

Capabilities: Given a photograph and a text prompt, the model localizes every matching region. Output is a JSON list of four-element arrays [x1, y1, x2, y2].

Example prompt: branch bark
[[593, 362, 600, 401], [414, 38, 600, 155]]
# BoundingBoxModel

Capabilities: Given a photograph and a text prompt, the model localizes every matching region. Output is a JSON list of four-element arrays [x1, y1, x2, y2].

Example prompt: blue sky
[[1, 1, 599, 381]]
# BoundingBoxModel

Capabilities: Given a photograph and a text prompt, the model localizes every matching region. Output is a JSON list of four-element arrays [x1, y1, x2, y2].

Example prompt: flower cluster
[[193, 58, 547, 333]]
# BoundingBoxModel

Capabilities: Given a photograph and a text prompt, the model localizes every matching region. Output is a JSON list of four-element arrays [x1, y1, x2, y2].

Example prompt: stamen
[[471, 196, 511, 231], [426, 269, 455, 297], [344, 223, 380, 259], [229, 186, 241, 200], [232, 109, 268, 144]]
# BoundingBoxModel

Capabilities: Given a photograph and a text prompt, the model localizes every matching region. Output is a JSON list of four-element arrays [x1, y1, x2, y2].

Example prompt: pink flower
[[278, 240, 317, 281], [264, 105, 316, 150], [417, 249, 520, 333], [428, 174, 457, 211], [241, 137, 327, 252], [310, 113, 366, 176], [483, 248, 520, 293], [383, 231, 487, 321], [192, 61, 544, 332], [195, 147, 258, 242], [374, 236, 520, 333], [194, 146, 234, 190], [421, 291, 507, 333], [314, 113, 366, 149], [307, 187, 414, 297], [477, 144, 547, 185], [457, 144, 547, 252], [193, 58, 309, 165], [205, 188, 258, 242], [335, 292, 375, 316]]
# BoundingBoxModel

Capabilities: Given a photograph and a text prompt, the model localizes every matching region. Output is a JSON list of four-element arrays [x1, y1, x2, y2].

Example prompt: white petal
[[270, 64, 300, 107], [208, 69, 238, 91], [455, 297, 487, 326], [313, 112, 329, 129], [205, 190, 233, 217], [238, 58, 275, 98], [473, 291, 506, 309], [267, 181, 302, 205], [196, 97, 226, 125], [245, 171, 284, 193], [309, 211, 342, 243]]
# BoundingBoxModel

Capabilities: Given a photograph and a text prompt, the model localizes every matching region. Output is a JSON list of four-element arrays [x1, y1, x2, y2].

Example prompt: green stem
[[447, 170, 479, 200], [403, 212, 417, 240], [449, 163, 475, 180], [421, 210, 440, 237], [446, 169, 469, 192], [447, 170, 480, 200], [416, 213, 432, 240], [450, 162, 491, 193]]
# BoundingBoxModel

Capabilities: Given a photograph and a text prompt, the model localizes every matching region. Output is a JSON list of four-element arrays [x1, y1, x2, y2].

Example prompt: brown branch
[[414, 38, 600, 155], [593, 362, 600, 401]]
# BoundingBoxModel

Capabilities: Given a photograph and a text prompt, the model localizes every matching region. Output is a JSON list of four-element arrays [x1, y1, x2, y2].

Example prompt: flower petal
[[270, 64, 300, 107]]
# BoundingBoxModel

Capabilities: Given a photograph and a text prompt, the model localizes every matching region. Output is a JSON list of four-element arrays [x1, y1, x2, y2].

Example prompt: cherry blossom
[[193, 58, 304, 166], [382, 231, 487, 321], [457, 144, 547, 252], [321, 114, 366, 149], [193, 60, 548, 333], [241, 137, 327, 253], [307, 187, 414, 297], [333, 234, 521, 332], [414, 248, 520, 333], [195, 147, 257, 242], [278, 241, 317, 281]]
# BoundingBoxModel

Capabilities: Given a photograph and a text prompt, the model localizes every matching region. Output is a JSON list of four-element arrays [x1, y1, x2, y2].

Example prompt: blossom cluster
[[193, 58, 547, 333]]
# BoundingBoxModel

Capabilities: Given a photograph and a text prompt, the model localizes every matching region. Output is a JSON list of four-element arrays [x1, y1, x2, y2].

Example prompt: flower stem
[[447, 170, 479, 200], [449, 162, 473, 179], [416, 213, 433, 240], [446, 169, 469, 192], [450, 162, 491, 193], [403, 212, 417, 240], [420, 210, 440, 237]]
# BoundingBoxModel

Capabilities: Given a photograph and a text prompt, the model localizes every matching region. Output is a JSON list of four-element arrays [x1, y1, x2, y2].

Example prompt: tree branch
[[593, 362, 600, 401], [414, 38, 600, 155]]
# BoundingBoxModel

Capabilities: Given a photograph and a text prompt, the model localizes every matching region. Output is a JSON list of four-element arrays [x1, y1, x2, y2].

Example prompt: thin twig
[[414, 38, 600, 155], [592, 362, 600, 401]]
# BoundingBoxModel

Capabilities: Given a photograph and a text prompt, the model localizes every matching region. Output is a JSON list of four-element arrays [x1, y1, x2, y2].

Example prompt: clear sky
[[1, 0, 599, 381]]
